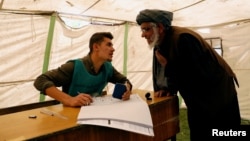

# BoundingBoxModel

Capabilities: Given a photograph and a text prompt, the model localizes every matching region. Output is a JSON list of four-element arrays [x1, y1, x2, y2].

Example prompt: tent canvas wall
[[0, 0, 249, 120]]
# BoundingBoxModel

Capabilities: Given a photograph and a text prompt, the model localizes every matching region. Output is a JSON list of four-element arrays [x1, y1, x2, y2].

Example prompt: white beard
[[148, 27, 159, 50]]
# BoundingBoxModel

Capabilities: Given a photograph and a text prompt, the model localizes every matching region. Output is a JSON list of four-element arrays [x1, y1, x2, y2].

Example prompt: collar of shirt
[[82, 54, 103, 75]]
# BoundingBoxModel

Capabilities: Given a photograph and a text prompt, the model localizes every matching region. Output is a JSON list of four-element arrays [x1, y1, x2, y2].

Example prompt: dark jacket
[[153, 26, 240, 128]]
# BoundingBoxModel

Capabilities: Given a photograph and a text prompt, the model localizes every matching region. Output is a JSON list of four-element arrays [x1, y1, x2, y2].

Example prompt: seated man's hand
[[122, 82, 132, 100], [64, 93, 93, 107], [122, 89, 131, 101]]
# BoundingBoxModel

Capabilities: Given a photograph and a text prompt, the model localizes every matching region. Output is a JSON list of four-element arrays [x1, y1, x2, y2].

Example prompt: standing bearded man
[[136, 9, 241, 141]]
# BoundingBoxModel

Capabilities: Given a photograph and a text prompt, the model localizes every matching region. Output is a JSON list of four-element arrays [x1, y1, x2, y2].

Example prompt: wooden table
[[0, 89, 179, 141]]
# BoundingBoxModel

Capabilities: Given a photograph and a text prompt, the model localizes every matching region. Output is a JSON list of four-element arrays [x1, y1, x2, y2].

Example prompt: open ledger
[[77, 94, 154, 136]]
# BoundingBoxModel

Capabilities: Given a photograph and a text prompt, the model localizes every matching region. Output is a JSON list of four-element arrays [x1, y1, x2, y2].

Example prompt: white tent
[[0, 0, 249, 120]]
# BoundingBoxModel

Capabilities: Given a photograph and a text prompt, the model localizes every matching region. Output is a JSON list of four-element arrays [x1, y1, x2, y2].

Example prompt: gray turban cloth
[[136, 9, 173, 28]]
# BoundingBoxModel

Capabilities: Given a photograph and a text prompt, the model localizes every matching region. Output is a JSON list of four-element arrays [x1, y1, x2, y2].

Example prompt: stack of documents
[[77, 94, 154, 136]]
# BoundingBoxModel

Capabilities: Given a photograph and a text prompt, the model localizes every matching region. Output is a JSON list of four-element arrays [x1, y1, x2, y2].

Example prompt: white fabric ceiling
[[1, 0, 250, 27], [0, 0, 249, 120]]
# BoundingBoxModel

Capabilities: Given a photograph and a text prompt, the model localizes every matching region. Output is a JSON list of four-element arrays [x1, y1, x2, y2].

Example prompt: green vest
[[68, 59, 113, 96]]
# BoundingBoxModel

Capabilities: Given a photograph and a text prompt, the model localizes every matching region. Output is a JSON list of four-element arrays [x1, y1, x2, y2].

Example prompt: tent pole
[[39, 13, 56, 102], [123, 22, 129, 76]]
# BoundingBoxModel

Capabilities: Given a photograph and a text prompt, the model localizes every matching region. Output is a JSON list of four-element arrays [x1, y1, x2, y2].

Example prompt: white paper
[[77, 94, 154, 136]]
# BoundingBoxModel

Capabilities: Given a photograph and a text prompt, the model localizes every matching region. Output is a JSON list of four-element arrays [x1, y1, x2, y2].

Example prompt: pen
[[40, 109, 68, 119], [40, 109, 54, 116]]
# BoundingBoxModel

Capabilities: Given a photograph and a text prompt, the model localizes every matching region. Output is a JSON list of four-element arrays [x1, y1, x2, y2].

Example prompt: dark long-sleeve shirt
[[34, 55, 132, 95]]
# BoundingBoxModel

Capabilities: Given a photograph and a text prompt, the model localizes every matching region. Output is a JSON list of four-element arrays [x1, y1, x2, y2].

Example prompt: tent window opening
[[60, 17, 90, 29], [204, 37, 223, 56]]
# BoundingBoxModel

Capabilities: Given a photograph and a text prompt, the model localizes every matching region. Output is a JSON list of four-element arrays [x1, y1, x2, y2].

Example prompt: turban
[[136, 9, 173, 28]]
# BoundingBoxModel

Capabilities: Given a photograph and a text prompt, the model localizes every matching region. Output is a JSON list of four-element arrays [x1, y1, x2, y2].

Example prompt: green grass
[[176, 108, 250, 141], [176, 108, 190, 141]]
